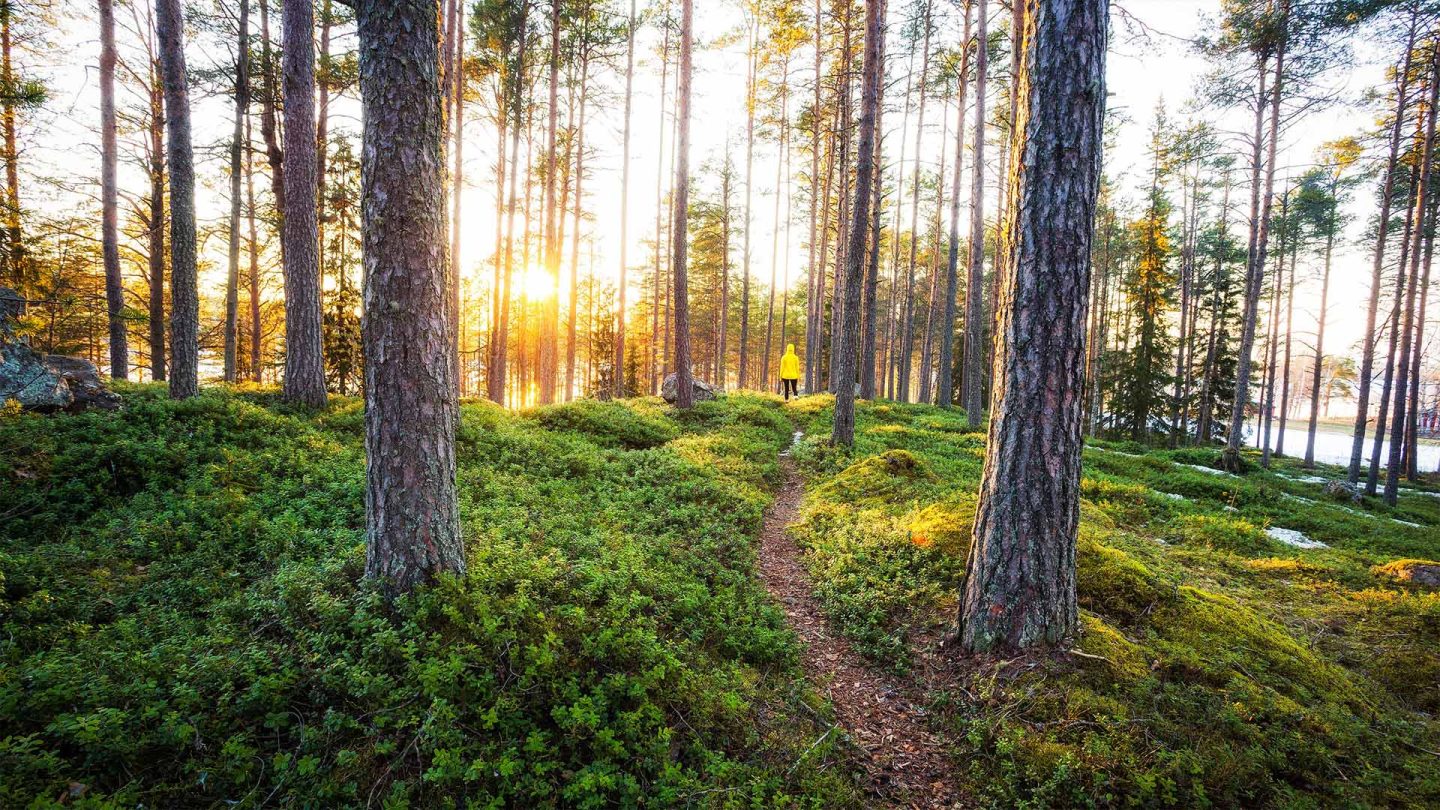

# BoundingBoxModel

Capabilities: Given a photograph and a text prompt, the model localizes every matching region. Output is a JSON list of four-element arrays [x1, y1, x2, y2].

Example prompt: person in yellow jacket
[[779, 344, 801, 400]]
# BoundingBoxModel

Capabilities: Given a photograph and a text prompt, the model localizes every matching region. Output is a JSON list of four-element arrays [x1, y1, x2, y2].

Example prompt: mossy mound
[[906, 494, 977, 557], [1169, 513, 1274, 555], [815, 449, 938, 507], [527, 398, 680, 449]]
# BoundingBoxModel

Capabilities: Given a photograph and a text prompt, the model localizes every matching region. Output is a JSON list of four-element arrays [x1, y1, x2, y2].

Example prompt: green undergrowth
[[0, 386, 860, 808], [786, 395, 1440, 808]]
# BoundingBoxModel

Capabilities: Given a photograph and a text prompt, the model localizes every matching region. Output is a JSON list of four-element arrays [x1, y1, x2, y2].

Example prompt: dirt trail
[[758, 451, 962, 808]]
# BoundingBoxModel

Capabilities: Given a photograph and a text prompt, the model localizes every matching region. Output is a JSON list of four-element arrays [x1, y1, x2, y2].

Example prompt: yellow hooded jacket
[[779, 344, 800, 380]]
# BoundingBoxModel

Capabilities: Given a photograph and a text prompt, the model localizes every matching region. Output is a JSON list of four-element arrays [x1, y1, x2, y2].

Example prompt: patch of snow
[[1393, 519, 1422, 528], [1283, 475, 1331, 485], [1265, 527, 1328, 549], [1282, 493, 1318, 505], [1088, 446, 1140, 457], [1155, 491, 1186, 501], [1223, 505, 1239, 512], [1183, 463, 1237, 478]]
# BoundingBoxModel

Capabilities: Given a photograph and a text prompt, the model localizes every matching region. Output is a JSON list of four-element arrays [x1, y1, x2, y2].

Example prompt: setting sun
[[516, 266, 556, 302]]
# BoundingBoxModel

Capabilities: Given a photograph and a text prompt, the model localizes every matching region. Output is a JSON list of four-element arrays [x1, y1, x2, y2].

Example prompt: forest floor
[[3, 386, 1439, 808], [757, 449, 960, 807]]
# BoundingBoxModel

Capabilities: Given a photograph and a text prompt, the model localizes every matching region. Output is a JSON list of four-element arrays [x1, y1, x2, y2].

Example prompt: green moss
[[1169, 513, 1274, 556], [814, 449, 939, 507]]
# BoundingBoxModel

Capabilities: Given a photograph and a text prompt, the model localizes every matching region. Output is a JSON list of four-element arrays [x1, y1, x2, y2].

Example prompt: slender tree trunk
[[939, 0, 974, 409], [651, 6, 671, 394], [147, 69, 166, 382], [1, 4, 21, 296], [356, 0, 463, 595], [1222, 19, 1285, 473], [832, 0, 884, 444], [100, 0, 128, 379], [566, 49, 590, 401], [961, 0, 990, 423], [828, 0, 855, 394], [156, 0, 198, 399], [1260, 239, 1283, 467], [1404, 205, 1434, 479], [489, 2, 529, 403], [719, 158, 731, 383], [899, 5, 932, 402], [1351, 0, 1418, 484], [958, 0, 1106, 654], [280, 0, 327, 407], [259, 0, 285, 239], [450, 0, 465, 394], [763, 57, 790, 390], [223, 0, 250, 383], [247, 110, 261, 381], [1369, 155, 1419, 494], [672, 0, 694, 408], [739, 20, 757, 389], [860, 66, 884, 401], [538, 0, 562, 405], [804, 0, 823, 393], [615, 0, 636, 398], [1386, 56, 1439, 505], [1275, 230, 1295, 455], [1304, 221, 1336, 467], [918, 93, 949, 405]]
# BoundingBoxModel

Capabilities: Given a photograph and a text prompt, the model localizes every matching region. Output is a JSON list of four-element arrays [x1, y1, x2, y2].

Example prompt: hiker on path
[[779, 344, 800, 401]]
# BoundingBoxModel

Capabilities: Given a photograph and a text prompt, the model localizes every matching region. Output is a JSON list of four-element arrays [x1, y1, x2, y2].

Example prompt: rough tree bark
[[356, 0, 465, 595], [147, 64, 166, 382], [155, 0, 198, 399], [281, 0, 327, 407], [939, 0, 975, 409], [100, 0, 129, 380], [957, 0, 1106, 653], [831, 0, 884, 445]]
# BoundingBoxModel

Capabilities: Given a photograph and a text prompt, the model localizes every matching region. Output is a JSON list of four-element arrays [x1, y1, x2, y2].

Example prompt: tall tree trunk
[[718, 157, 731, 383], [962, 0, 989, 424], [832, 0, 884, 444], [763, 57, 790, 390], [615, 0, 636, 398], [860, 65, 884, 401], [259, 0, 285, 237], [1368, 156, 1419, 494], [918, 93, 949, 405], [1404, 198, 1434, 479], [1275, 230, 1295, 454], [739, 18, 757, 389], [224, 0, 250, 383], [940, 0, 975, 409], [1385, 56, 1439, 505], [147, 67, 166, 382], [489, 1, 529, 403], [450, 0, 465, 394], [566, 48, 590, 401], [1350, 0, 1418, 484], [281, 0, 327, 407], [828, 0, 856, 394], [958, 0, 1106, 654], [156, 0, 198, 399], [1, 3, 21, 296], [1222, 16, 1285, 473], [672, 0, 694, 408], [538, 0, 562, 405], [651, 5, 671, 395], [100, 0, 128, 380], [356, 0, 463, 595], [804, 0, 823, 393], [247, 110, 262, 381], [1260, 238, 1283, 467], [317, 0, 333, 294], [1304, 211, 1336, 467]]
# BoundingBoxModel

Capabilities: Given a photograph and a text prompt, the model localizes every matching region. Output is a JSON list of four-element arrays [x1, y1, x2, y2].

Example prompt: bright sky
[[26, 0, 1422, 388]]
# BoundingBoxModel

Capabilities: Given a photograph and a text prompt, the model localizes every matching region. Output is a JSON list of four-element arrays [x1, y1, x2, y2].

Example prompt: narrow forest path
[[759, 444, 962, 808]]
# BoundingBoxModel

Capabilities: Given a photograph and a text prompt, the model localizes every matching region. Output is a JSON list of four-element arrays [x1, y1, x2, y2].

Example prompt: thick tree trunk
[[356, 0, 464, 595], [224, 0, 250, 383], [958, 0, 1106, 654], [832, 0, 884, 444], [156, 0, 199, 399], [100, 0, 128, 380], [615, 0, 636, 398], [672, 0, 694, 408], [280, 0, 327, 407]]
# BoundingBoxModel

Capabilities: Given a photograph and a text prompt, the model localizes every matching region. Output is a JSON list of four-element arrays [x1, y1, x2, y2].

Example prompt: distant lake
[[1248, 426, 1440, 472]]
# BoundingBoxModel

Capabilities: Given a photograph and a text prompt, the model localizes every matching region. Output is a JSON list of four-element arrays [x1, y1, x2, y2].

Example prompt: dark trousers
[[782, 378, 798, 400]]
